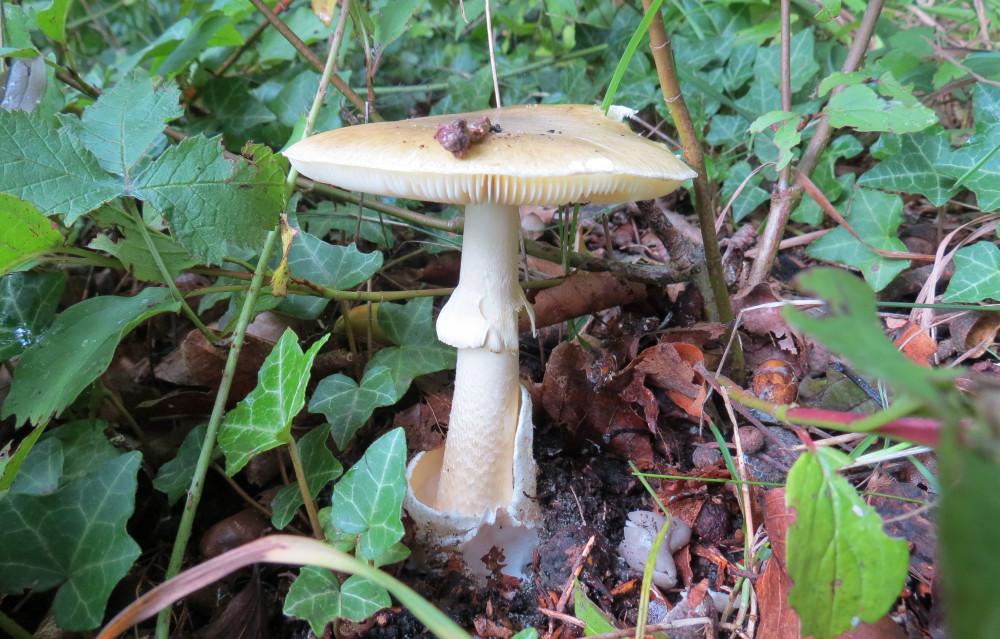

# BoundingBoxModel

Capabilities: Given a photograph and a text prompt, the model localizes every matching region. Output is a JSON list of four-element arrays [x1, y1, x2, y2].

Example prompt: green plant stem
[[0, 610, 33, 639], [298, 177, 464, 232], [285, 438, 323, 539], [748, 0, 885, 284], [246, 0, 380, 122], [125, 199, 221, 345], [155, 227, 281, 639], [214, 17, 270, 76]]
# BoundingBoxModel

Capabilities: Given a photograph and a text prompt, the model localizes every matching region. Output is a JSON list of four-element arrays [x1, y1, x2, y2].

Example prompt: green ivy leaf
[[59, 70, 181, 177], [0, 270, 65, 362], [200, 76, 276, 135], [805, 187, 910, 291], [283, 567, 390, 635], [369, 297, 456, 386], [0, 427, 141, 630], [826, 75, 938, 134], [152, 424, 217, 505], [133, 138, 286, 265], [754, 29, 819, 93], [939, 84, 1000, 212], [942, 241, 1000, 303], [310, 366, 400, 450], [218, 329, 328, 475], [327, 428, 407, 562], [783, 268, 954, 399], [271, 426, 343, 529], [786, 447, 909, 639], [0, 110, 120, 222], [720, 161, 769, 222], [857, 132, 958, 206], [2, 288, 180, 427]]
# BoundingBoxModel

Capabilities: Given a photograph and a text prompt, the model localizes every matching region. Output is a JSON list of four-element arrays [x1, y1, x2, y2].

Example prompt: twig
[[748, 0, 885, 284]]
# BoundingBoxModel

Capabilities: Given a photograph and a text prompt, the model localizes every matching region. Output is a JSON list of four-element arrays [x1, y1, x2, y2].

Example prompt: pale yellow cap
[[284, 104, 696, 206]]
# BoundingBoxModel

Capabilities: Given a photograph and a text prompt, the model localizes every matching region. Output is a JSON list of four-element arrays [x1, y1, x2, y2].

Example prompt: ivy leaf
[[783, 268, 954, 399], [805, 187, 910, 291], [200, 76, 276, 135], [133, 138, 286, 265], [0, 270, 65, 362], [0, 428, 141, 631], [720, 161, 769, 222], [786, 447, 909, 639], [2, 288, 180, 427], [309, 366, 400, 450], [754, 29, 819, 93], [857, 132, 958, 206], [942, 241, 1000, 303], [278, 228, 383, 319], [826, 74, 938, 134], [218, 329, 328, 475], [152, 424, 217, 505], [369, 297, 456, 386], [283, 567, 390, 635], [270, 426, 343, 529], [0, 109, 120, 223], [59, 70, 181, 177], [939, 84, 1000, 212], [327, 428, 407, 562]]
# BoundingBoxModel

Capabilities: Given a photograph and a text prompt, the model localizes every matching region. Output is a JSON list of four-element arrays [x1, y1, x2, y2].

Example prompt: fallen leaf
[[894, 323, 936, 366]]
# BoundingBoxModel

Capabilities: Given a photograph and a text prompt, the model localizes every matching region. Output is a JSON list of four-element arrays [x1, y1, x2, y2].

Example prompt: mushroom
[[284, 104, 696, 576]]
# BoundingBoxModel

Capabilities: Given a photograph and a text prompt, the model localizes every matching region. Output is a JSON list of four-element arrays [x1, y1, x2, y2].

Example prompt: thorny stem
[[246, 0, 380, 121], [124, 199, 221, 345], [156, 6, 354, 636], [748, 0, 885, 284]]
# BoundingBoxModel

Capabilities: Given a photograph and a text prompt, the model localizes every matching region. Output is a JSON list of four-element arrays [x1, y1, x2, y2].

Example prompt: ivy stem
[[748, 0, 885, 284], [285, 438, 323, 539], [124, 198, 221, 345], [0, 610, 33, 639]]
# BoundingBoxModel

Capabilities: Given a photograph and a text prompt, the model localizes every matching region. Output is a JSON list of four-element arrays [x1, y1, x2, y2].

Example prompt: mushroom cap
[[284, 104, 697, 206]]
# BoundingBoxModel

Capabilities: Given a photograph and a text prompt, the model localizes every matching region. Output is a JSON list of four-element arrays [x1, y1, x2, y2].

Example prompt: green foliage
[[0, 270, 65, 362], [943, 241, 1000, 303], [573, 579, 618, 634], [271, 425, 343, 529], [0, 421, 141, 630], [218, 329, 328, 475], [283, 566, 390, 634], [0, 194, 65, 276], [785, 447, 909, 639], [2, 288, 181, 427]]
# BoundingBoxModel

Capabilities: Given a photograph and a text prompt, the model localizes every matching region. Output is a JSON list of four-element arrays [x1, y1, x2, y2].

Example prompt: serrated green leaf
[[812, 0, 841, 22], [826, 82, 938, 134], [0, 194, 65, 276], [783, 268, 954, 399], [0, 435, 141, 631], [153, 424, 217, 505], [218, 329, 328, 475], [805, 187, 910, 291], [2, 288, 180, 427], [857, 132, 958, 206], [61, 71, 181, 177], [283, 567, 391, 634], [88, 204, 199, 282], [0, 270, 65, 361], [271, 425, 342, 529], [327, 428, 407, 561], [0, 110, 120, 222], [310, 366, 400, 450], [786, 447, 909, 639], [942, 241, 1000, 303], [373, 0, 423, 48], [133, 138, 285, 265], [573, 579, 618, 635]]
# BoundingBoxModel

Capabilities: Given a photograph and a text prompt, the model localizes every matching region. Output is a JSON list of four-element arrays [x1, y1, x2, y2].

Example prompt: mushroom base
[[403, 384, 540, 579]]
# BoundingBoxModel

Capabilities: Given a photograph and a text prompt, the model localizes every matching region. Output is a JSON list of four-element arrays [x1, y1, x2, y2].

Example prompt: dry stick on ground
[[748, 0, 886, 285], [246, 0, 381, 121]]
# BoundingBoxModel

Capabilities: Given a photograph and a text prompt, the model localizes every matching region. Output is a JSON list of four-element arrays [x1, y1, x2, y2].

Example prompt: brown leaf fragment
[[894, 323, 937, 367], [517, 271, 647, 334], [661, 579, 716, 639], [634, 341, 706, 419], [732, 283, 800, 354]]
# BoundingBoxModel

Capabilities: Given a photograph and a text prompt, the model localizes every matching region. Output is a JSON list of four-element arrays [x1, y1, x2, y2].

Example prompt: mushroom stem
[[434, 203, 528, 515], [435, 347, 520, 514]]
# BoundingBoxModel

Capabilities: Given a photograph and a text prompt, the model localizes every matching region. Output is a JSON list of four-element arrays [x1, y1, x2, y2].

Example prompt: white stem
[[434, 204, 528, 515], [436, 204, 527, 353], [434, 347, 520, 514]]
